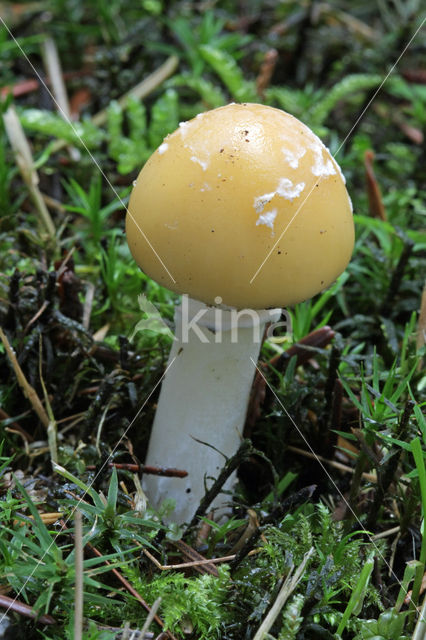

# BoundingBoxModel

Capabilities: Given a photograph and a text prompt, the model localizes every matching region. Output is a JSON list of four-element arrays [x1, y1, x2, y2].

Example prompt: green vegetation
[[0, 1, 425, 638]]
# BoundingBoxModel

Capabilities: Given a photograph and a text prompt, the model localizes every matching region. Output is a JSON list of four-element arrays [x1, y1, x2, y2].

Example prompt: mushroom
[[126, 103, 354, 524]]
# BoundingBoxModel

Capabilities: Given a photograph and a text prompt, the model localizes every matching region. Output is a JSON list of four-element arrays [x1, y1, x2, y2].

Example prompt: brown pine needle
[[287, 444, 377, 482], [16, 512, 63, 526], [85, 542, 176, 639], [0, 594, 56, 625], [0, 327, 49, 429], [364, 149, 387, 221], [143, 547, 258, 572]]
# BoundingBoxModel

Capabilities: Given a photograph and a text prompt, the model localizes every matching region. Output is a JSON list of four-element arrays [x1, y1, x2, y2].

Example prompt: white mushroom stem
[[143, 297, 282, 524]]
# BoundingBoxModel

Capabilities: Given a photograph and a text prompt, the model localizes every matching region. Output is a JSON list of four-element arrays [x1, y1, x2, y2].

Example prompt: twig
[[92, 56, 179, 126], [364, 150, 387, 221], [256, 49, 278, 98], [186, 439, 254, 531], [23, 300, 49, 335], [229, 509, 260, 555], [0, 327, 49, 429], [0, 69, 92, 99], [0, 594, 56, 625], [143, 548, 258, 573], [54, 246, 77, 279], [140, 598, 162, 638], [41, 192, 66, 213], [286, 444, 377, 482], [138, 464, 188, 478], [371, 525, 400, 541], [15, 511, 63, 526], [84, 542, 176, 639], [42, 35, 72, 122], [253, 547, 315, 640], [4, 428, 30, 455], [74, 510, 83, 640], [82, 281, 95, 330], [85, 462, 188, 478], [56, 411, 85, 425], [41, 35, 80, 159], [0, 407, 34, 442], [275, 326, 336, 371], [2, 105, 56, 243], [172, 540, 219, 576], [324, 3, 377, 39], [48, 55, 179, 156], [95, 400, 112, 455]]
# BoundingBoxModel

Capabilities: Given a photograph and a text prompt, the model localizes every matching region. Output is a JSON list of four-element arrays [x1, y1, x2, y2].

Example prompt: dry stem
[[253, 547, 315, 640], [3, 105, 56, 243]]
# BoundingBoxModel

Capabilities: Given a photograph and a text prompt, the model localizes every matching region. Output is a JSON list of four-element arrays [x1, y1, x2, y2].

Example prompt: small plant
[[97, 232, 143, 316], [1, 475, 135, 618], [63, 176, 128, 247], [54, 464, 162, 551], [159, 11, 252, 77]]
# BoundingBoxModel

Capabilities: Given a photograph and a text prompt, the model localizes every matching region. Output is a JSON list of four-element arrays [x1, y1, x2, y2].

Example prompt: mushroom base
[[143, 298, 281, 525]]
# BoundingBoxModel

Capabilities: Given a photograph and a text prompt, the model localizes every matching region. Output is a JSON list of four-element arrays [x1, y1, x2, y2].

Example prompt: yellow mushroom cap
[[126, 103, 354, 309]]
